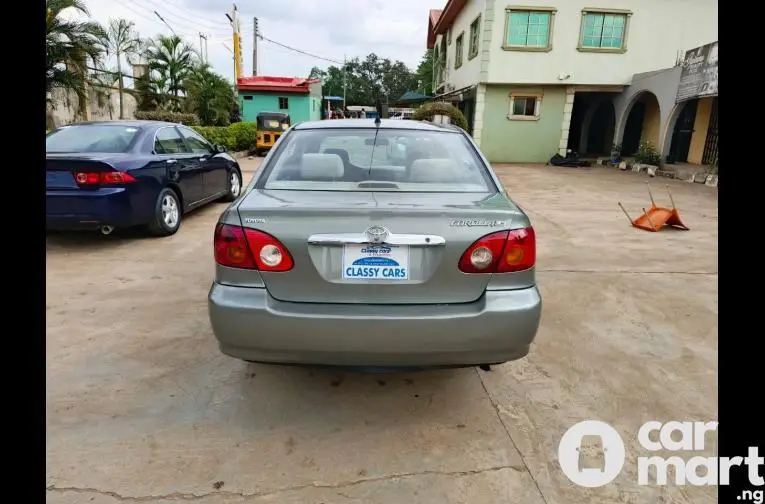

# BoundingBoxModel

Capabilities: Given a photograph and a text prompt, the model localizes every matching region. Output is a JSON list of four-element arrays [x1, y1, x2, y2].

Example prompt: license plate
[[342, 244, 409, 280]]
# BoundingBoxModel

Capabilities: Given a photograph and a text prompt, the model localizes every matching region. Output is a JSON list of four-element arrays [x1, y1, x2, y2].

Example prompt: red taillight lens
[[74, 172, 136, 185], [458, 227, 536, 274], [244, 228, 294, 272], [213, 223, 294, 272]]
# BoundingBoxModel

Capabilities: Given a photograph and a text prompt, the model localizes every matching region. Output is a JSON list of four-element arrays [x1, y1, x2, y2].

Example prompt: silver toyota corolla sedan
[[208, 119, 541, 368]]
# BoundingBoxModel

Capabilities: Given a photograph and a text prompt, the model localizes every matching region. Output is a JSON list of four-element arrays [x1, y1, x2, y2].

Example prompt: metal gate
[[702, 97, 718, 165]]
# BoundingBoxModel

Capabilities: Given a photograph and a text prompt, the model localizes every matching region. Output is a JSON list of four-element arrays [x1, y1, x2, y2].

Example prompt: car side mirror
[[215, 144, 227, 153]]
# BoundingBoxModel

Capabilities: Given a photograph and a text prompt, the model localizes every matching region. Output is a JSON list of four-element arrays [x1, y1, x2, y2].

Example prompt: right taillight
[[458, 227, 536, 274], [213, 223, 294, 272], [74, 171, 136, 185]]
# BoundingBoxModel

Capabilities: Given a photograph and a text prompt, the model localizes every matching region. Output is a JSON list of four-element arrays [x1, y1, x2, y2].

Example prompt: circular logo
[[365, 225, 389, 244], [558, 420, 626, 488]]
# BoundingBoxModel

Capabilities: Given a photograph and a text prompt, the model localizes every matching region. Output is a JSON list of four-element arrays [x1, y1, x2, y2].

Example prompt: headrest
[[300, 153, 344, 180], [410, 158, 459, 183], [323, 148, 349, 162]]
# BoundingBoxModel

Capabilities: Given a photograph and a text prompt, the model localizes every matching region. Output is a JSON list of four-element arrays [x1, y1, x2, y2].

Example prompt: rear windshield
[[46, 124, 141, 153], [259, 128, 496, 193]]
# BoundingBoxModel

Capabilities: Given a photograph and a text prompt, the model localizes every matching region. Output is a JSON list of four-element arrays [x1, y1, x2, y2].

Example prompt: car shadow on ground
[[46, 203, 228, 252], [222, 362, 485, 432]]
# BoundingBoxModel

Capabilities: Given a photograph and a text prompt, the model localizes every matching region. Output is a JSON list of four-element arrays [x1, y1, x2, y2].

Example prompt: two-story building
[[426, 0, 718, 163]]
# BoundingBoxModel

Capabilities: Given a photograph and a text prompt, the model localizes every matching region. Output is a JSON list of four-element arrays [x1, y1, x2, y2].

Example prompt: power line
[[122, 1, 346, 70], [138, 0, 231, 33], [257, 34, 343, 65], [129, 0, 230, 37]]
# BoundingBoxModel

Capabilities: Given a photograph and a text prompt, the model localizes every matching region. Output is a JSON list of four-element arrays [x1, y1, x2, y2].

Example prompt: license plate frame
[[342, 244, 410, 281]]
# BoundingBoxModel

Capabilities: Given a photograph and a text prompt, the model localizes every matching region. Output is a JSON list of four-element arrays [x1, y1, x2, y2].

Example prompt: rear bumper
[[208, 283, 542, 367], [46, 188, 137, 230]]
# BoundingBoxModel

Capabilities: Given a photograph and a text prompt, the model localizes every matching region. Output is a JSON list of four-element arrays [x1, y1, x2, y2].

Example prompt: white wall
[[46, 86, 138, 129], [437, 0, 486, 91], [485, 0, 717, 85]]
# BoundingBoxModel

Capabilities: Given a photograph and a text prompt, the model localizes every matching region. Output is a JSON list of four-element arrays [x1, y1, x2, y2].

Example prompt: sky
[[75, 0, 445, 82]]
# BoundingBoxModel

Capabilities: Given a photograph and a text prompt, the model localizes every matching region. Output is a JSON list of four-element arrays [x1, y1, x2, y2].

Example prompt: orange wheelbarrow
[[618, 183, 690, 232]]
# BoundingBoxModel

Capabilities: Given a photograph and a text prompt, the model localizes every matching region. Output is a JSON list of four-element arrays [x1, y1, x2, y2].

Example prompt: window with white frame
[[508, 94, 541, 120]]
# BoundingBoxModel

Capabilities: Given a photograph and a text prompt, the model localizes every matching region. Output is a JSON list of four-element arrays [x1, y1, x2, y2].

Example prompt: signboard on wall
[[676, 41, 718, 103]]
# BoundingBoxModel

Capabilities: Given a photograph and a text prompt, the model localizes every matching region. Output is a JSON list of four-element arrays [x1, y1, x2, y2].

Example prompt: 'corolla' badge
[[365, 225, 389, 244], [450, 219, 506, 227]]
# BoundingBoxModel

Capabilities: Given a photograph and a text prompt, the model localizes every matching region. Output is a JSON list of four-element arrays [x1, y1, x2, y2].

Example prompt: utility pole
[[252, 17, 259, 76], [342, 55, 347, 109], [226, 5, 243, 80], [199, 33, 208, 63]]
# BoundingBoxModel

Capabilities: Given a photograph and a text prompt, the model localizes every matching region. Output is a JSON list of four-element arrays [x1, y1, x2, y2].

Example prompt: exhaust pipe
[[100, 225, 115, 235]]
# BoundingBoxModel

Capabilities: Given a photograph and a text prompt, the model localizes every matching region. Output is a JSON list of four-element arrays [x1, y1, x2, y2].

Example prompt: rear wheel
[[221, 169, 242, 202], [147, 187, 182, 237]]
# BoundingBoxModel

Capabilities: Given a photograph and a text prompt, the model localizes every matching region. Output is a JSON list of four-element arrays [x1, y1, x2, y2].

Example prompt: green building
[[237, 76, 322, 124]]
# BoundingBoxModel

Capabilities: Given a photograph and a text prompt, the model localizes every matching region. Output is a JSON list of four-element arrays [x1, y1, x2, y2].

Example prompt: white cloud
[[72, 0, 444, 82]]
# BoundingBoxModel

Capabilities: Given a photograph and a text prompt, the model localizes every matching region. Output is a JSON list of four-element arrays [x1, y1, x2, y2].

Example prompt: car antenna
[[374, 97, 382, 127]]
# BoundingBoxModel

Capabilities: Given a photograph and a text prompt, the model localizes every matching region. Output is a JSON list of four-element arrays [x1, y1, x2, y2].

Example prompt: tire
[[147, 187, 182, 237], [221, 169, 242, 202]]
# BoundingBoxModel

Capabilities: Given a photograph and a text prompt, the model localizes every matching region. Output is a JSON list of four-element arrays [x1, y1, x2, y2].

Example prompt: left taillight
[[74, 171, 136, 185], [213, 223, 294, 272]]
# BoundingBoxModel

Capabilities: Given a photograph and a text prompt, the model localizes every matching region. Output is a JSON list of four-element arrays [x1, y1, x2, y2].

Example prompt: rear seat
[[300, 153, 344, 181], [409, 159, 460, 183]]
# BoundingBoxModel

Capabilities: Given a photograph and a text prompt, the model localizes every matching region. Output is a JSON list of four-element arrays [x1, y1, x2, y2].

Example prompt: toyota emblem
[[365, 225, 389, 244]]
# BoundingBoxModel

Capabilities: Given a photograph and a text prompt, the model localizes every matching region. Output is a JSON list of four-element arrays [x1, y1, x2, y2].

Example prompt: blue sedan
[[46, 120, 243, 237]]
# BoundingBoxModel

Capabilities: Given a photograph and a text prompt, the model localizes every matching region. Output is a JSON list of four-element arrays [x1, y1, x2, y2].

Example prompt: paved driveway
[[46, 160, 718, 504]]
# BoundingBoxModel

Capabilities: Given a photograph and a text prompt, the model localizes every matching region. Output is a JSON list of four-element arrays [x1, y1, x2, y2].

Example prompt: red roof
[[427, 9, 443, 49], [427, 0, 468, 48], [236, 76, 321, 94]]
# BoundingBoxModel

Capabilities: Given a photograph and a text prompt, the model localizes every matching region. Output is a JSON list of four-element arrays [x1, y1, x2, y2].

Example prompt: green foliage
[[145, 34, 197, 112], [227, 122, 258, 151], [635, 141, 662, 166], [184, 64, 236, 126], [415, 49, 434, 97], [97, 18, 141, 119], [191, 122, 258, 152], [412, 102, 468, 130], [46, 0, 106, 117], [134, 110, 199, 125], [308, 53, 419, 106]]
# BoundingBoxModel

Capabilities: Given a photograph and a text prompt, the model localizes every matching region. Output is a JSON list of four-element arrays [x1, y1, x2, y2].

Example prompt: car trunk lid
[[236, 189, 525, 304], [46, 154, 124, 190]]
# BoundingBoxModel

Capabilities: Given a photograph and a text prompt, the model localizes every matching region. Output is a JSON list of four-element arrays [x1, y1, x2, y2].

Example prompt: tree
[[98, 18, 141, 119], [306, 54, 418, 107], [416, 49, 434, 96], [184, 64, 235, 126], [308, 66, 325, 80], [46, 0, 105, 119], [145, 35, 197, 111]]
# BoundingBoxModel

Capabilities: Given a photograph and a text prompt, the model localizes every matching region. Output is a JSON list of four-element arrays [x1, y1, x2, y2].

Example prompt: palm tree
[[184, 64, 235, 126], [46, 0, 105, 118], [145, 35, 197, 111], [98, 19, 141, 119]]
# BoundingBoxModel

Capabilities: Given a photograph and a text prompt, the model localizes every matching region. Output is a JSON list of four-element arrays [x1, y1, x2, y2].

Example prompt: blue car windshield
[[46, 124, 141, 153]]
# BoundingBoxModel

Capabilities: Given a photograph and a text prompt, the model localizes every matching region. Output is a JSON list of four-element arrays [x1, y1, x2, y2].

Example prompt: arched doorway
[[620, 91, 661, 156], [666, 99, 699, 164]]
